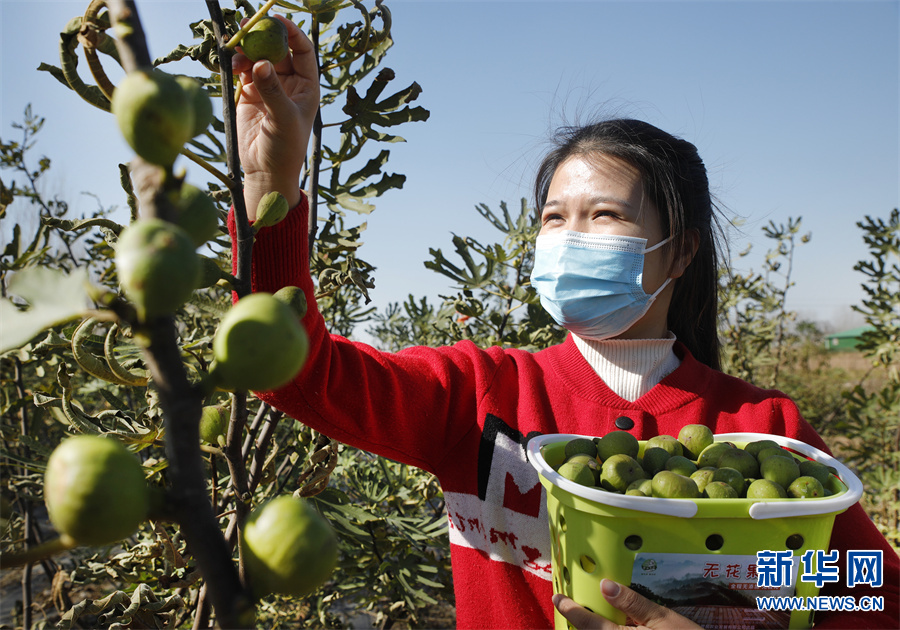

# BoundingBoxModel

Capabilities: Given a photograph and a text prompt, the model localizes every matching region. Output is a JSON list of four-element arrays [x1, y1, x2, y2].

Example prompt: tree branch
[[106, 2, 251, 627]]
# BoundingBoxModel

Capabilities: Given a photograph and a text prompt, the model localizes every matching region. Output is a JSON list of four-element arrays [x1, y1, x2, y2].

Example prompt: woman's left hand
[[231, 15, 320, 216], [552, 579, 704, 629]]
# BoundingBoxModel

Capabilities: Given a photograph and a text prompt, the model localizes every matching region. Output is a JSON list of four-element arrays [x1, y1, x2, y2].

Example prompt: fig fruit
[[175, 75, 213, 138], [199, 405, 229, 446], [744, 439, 781, 458], [240, 16, 290, 64], [651, 470, 700, 499], [677, 424, 714, 460], [196, 255, 229, 289], [690, 467, 717, 493], [600, 454, 646, 493], [254, 191, 290, 230], [746, 478, 788, 499], [798, 459, 832, 486], [788, 475, 825, 499], [273, 286, 308, 319], [44, 435, 149, 546], [760, 454, 801, 489], [595, 430, 639, 460], [242, 495, 338, 599], [112, 69, 193, 167], [212, 293, 309, 391], [175, 183, 219, 247], [704, 480, 739, 499], [565, 454, 602, 483], [716, 448, 760, 478], [646, 434, 683, 458], [557, 460, 595, 487], [711, 467, 745, 497], [564, 437, 597, 460], [640, 446, 671, 476], [696, 441, 734, 468], [115, 219, 201, 320], [664, 454, 698, 477]]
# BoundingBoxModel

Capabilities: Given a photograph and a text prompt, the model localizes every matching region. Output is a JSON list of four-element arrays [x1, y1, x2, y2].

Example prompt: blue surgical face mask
[[530, 230, 672, 341]]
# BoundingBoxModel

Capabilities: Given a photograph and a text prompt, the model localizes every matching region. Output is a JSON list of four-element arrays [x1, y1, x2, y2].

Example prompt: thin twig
[[308, 18, 323, 252]]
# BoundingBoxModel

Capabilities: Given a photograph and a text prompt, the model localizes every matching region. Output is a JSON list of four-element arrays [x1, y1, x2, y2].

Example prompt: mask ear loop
[[643, 234, 673, 254], [648, 276, 673, 300], [644, 235, 675, 299]]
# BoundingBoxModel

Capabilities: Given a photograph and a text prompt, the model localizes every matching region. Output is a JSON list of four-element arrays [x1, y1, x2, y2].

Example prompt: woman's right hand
[[231, 15, 320, 219]]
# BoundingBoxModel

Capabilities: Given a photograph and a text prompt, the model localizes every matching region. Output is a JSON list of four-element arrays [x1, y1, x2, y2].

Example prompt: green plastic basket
[[526, 432, 863, 630]]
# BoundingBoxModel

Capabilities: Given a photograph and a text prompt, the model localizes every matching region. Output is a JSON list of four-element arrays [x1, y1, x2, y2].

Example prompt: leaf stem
[[180, 146, 232, 189], [0, 536, 76, 570]]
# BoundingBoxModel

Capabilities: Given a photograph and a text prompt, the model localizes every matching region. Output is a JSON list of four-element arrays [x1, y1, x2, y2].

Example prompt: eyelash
[[541, 210, 618, 224]]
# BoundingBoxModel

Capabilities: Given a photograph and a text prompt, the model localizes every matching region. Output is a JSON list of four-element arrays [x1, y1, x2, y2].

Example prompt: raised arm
[[231, 15, 319, 218]]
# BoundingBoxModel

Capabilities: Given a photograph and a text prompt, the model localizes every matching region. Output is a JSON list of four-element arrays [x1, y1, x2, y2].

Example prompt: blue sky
[[2, 0, 898, 337]]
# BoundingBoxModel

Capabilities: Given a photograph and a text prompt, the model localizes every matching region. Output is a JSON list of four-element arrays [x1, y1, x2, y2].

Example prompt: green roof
[[825, 325, 875, 340]]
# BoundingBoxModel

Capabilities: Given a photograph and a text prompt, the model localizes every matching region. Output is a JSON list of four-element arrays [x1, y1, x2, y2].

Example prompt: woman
[[229, 16, 899, 629]]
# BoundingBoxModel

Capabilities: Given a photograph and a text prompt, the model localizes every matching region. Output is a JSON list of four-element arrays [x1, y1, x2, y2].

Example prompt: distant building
[[824, 325, 876, 352]]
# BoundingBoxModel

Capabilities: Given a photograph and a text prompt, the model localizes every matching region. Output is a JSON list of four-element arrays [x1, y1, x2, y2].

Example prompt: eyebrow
[[542, 195, 635, 210]]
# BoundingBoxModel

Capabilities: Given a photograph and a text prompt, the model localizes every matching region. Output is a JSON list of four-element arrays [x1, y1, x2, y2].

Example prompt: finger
[[249, 60, 297, 120], [231, 52, 253, 78], [552, 594, 614, 630], [281, 17, 319, 81], [600, 580, 701, 629]]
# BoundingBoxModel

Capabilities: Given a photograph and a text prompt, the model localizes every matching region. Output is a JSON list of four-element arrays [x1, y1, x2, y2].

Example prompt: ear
[[669, 229, 700, 279]]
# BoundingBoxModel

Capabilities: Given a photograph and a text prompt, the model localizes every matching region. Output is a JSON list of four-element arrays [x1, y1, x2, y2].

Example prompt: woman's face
[[539, 154, 677, 339]]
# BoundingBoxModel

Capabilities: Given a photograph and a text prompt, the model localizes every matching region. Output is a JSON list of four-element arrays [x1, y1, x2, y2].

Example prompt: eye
[[592, 210, 618, 221], [541, 212, 564, 225]]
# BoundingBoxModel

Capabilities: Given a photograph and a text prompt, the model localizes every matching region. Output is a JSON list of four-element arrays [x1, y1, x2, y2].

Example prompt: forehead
[[546, 154, 645, 200]]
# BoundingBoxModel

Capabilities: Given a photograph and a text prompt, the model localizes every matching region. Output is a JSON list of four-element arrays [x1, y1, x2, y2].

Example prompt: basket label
[[630, 552, 798, 630]]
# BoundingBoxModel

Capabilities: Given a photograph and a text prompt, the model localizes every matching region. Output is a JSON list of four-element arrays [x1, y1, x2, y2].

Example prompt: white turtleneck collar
[[573, 332, 681, 402]]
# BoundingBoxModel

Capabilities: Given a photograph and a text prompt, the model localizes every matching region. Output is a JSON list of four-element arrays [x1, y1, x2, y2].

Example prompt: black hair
[[534, 118, 723, 370]]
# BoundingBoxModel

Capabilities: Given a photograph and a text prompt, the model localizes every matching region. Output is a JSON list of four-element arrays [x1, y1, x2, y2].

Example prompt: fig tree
[[240, 16, 290, 63], [112, 69, 193, 167], [242, 495, 338, 599], [211, 293, 309, 391], [44, 435, 149, 546], [115, 219, 201, 321]]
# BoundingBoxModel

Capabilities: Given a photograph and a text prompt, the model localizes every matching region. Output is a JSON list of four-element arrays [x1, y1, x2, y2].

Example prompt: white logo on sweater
[[445, 429, 552, 579]]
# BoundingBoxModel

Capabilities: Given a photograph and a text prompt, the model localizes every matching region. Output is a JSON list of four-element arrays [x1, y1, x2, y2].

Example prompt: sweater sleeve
[[226, 196, 497, 474]]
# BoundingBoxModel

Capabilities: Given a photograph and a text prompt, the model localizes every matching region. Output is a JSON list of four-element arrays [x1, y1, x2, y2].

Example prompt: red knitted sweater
[[229, 197, 898, 629]]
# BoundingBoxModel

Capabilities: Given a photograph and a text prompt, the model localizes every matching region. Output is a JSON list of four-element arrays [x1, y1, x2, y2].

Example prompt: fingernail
[[601, 579, 620, 598], [551, 594, 563, 608], [256, 61, 272, 80]]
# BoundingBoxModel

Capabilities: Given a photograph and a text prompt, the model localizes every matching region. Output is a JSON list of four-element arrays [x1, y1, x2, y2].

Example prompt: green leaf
[[0, 267, 92, 354]]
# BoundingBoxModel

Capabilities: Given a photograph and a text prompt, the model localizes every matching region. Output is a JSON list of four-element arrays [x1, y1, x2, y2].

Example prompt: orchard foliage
[[2, 1, 444, 628]]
